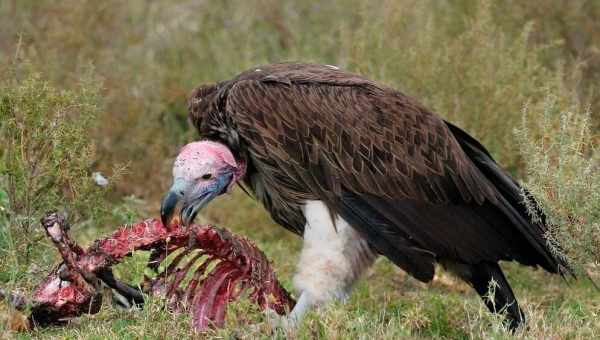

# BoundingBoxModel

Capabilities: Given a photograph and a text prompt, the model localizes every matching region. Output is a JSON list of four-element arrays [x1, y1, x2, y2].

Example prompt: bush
[[0, 66, 109, 275], [515, 93, 600, 275]]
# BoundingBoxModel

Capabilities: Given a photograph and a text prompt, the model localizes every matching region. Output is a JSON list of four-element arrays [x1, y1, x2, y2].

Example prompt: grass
[[1, 0, 599, 339], [1, 190, 599, 339]]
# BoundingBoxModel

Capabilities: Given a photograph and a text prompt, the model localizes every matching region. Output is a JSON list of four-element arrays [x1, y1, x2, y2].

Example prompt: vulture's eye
[[201, 173, 213, 180]]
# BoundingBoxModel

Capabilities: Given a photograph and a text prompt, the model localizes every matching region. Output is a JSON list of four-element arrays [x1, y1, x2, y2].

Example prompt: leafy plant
[[516, 93, 600, 275], [0, 68, 107, 225], [0, 66, 109, 273]]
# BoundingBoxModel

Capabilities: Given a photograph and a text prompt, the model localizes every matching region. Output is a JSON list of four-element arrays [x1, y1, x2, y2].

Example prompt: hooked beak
[[160, 173, 233, 227], [160, 187, 180, 227]]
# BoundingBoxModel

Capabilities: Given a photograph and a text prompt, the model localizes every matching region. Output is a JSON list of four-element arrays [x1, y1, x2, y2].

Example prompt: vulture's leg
[[288, 200, 376, 324], [448, 261, 525, 332]]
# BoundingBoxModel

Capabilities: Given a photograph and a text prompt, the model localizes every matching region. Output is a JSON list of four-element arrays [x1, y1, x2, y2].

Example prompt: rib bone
[[1, 212, 295, 332]]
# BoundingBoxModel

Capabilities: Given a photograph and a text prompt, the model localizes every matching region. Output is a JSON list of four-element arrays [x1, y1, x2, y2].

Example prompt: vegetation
[[0, 67, 110, 292], [1, 0, 599, 339], [516, 94, 600, 276]]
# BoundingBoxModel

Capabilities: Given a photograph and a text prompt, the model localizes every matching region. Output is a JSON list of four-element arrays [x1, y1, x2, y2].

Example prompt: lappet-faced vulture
[[161, 63, 570, 331]]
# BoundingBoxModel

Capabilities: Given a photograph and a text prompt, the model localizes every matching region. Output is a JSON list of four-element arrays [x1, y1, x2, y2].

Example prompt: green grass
[[1, 0, 599, 339], [2, 191, 599, 339]]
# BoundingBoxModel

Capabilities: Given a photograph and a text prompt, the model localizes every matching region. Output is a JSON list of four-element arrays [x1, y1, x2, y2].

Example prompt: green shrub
[[515, 93, 599, 275], [0, 66, 109, 275]]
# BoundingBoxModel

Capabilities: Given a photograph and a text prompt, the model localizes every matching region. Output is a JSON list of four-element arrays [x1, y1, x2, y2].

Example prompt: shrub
[[0, 66, 109, 273], [515, 93, 600, 275]]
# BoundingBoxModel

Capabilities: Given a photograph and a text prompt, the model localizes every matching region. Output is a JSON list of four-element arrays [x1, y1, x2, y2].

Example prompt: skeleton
[[0, 212, 294, 332]]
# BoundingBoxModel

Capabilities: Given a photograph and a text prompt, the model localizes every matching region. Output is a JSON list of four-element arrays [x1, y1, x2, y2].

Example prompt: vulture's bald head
[[160, 141, 245, 226]]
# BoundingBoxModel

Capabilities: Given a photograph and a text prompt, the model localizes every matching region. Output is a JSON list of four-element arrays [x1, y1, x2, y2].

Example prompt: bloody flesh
[[2, 212, 294, 332]]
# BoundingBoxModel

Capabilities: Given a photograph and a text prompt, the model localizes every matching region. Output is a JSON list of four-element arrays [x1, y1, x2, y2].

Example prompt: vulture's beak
[[160, 179, 184, 227], [160, 173, 233, 227]]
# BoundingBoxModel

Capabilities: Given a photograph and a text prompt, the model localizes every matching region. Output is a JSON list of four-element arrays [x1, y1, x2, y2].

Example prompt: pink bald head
[[162, 140, 246, 226], [173, 141, 245, 190]]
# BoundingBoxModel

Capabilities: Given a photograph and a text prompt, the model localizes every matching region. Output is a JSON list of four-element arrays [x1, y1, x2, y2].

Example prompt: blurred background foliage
[[0, 0, 599, 338], [1, 0, 598, 198]]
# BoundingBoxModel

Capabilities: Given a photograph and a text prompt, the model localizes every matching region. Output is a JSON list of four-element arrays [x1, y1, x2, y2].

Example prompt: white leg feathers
[[289, 200, 376, 323]]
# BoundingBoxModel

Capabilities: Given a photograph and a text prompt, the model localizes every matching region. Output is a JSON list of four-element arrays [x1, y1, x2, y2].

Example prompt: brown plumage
[[188, 63, 570, 329]]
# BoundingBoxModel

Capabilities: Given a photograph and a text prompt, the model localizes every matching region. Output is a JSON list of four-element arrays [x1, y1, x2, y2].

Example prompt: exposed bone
[[1, 212, 295, 332]]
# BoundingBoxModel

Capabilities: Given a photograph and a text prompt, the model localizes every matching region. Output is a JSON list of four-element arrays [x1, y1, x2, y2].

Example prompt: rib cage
[[1, 212, 295, 332]]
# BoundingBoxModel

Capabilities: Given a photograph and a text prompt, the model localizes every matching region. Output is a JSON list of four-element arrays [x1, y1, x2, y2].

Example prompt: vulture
[[160, 63, 570, 331]]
